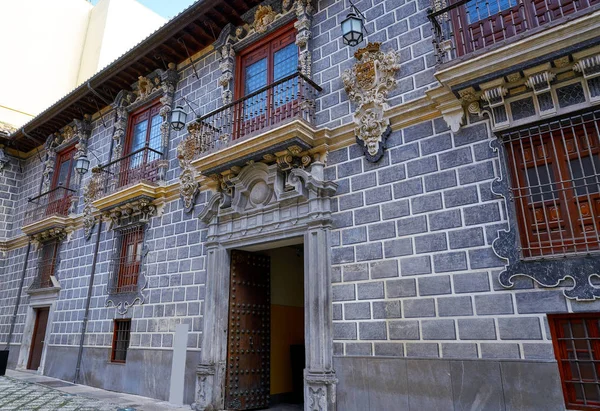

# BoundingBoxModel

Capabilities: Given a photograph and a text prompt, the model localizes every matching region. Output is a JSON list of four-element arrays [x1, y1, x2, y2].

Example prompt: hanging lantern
[[75, 154, 91, 176], [341, 11, 364, 47], [170, 105, 187, 131]]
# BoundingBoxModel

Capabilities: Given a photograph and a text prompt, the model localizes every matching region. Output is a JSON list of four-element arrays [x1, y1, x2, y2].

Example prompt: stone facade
[[0, 0, 599, 410]]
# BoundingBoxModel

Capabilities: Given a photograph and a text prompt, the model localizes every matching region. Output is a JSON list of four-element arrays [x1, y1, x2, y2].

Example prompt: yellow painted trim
[[92, 182, 161, 211], [435, 10, 600, 88], [21, 215, 74, 236]]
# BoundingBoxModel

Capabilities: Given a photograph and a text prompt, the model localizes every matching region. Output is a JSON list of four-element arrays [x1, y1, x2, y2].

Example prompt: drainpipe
[[74, 218, 103, 383], [5, 241, 32, 351]]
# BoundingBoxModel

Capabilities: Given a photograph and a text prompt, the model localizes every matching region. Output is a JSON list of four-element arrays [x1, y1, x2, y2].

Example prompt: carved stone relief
[[177, 130, 201, 213], [82, 167, 103, 240], [342, 42, 401, 162]]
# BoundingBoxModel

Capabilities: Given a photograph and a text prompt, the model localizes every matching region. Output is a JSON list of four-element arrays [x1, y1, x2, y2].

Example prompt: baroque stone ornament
[[194, 158, 338, 411], [253, 5, 277, 33], [82, 167, 103, 240], [177, 129, 201, 213], [342, 43, 401, 162], [490, 138, 600, 300]]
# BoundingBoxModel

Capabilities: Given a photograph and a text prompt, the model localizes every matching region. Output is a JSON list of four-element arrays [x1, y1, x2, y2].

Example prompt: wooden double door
[[225, 250, 271, 410], [27, 307, 49, 370]]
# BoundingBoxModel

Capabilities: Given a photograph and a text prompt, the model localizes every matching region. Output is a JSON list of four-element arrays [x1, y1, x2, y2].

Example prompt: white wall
[[0, 0, 165, 130], [77, 0, 165, 84], [0, 0, 92, 127]]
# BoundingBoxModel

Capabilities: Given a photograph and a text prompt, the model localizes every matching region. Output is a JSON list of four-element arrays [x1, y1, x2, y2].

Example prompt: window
[[111, 319, 131, 363], [47, 146, 76, 217], [549, 314, 600, 410], [235, 23, 299, 138], [119, 102, 163, 187], [37, 240, 59, 288], [465, 0, 516, 23], [503, 110, 600, 258], [111, 225, 145, 294]]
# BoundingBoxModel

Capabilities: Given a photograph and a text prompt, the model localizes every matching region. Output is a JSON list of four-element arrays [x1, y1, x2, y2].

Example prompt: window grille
[[549, 314, 600, 409], [109, 225, 145, 294], [33, 240, 59, 289], [503, 109, 600, 258], [111, 319, 131, 363]]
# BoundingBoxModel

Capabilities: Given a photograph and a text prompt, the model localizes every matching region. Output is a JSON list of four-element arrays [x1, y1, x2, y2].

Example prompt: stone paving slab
[[0, 376, 120, 410]]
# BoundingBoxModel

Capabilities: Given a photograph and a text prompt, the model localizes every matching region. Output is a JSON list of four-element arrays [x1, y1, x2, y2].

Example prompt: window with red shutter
[[549, 314, 600, 410], [503, 110, 600, 258], [111, 319, 131, 363]]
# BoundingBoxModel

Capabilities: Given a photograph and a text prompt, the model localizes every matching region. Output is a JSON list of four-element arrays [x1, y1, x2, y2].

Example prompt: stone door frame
[[193, 161, 337, 411], [17, 292, 58, 374]]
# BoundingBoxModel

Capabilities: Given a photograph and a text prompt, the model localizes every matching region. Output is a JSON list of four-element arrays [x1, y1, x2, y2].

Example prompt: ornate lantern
[[170, 105, 187, 131], [75, 154, 91, 175], [341, 10, 364, 47]]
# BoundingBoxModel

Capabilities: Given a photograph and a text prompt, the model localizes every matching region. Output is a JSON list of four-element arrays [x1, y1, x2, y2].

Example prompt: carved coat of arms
[[342, 43, 401, 162]]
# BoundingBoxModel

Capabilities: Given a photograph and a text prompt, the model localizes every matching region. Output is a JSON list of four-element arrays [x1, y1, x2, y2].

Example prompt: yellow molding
[[191, 119, 323, 173], [435, 10, 600, 88], [92, 182, 162, 211], [20, 215, 76, 237]]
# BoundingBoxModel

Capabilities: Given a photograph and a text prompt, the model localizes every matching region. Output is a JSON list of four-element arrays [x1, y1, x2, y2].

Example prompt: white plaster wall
[[0, 0, 92, 127], [77, 0, 165, 84], [0, 0, 165, 129]]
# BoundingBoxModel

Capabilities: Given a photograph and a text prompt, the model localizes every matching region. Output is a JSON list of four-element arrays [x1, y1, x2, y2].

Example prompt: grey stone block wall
[[328, 117, 587, 360], [312, 0, 438, 129]]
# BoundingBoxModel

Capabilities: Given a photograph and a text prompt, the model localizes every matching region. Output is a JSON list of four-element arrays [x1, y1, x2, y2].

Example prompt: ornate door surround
[[194, 158, 337, 411]]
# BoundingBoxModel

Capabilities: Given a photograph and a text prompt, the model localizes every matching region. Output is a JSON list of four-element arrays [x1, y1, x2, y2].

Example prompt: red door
[[225, 250, 271, 410], [27, 307, 49, 370]]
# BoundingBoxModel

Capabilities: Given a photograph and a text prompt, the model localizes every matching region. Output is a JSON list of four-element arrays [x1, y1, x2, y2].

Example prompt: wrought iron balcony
[[25, 186, 76, 226], [428, 0, 600, 64], [189, 71, 321, 157], [97, 146, 165, 197]]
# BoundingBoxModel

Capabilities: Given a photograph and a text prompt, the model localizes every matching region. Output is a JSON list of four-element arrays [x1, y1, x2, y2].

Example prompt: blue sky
[[91, 0, 197, 19]]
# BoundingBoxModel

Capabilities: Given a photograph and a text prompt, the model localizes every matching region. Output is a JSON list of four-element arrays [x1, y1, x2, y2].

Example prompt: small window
[[549, 314, 600, 410], [503, 111, 600, 258], [111, 319, 131, 363]]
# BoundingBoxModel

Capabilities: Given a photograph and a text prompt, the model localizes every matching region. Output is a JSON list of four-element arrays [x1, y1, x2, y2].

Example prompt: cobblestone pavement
[[0, 376, 120, 410]]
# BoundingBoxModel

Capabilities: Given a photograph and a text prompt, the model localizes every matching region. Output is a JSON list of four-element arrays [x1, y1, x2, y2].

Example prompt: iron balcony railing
[[191, 71, 321, 156], [97, 146, 163, 197], [25, 186, 76, 226], [428, 0, 600, 63]]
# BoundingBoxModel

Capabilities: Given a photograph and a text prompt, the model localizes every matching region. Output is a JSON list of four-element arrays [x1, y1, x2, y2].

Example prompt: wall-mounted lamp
[[169, 97, 200, 131], [341, 1, 368, 47], [75, 155, 91, 176], [75, 149, 102, 176]]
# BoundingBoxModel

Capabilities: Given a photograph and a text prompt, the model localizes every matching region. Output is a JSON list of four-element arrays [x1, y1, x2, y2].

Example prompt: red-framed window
[[114, 225, 144, 294], [111, 319, 132, 363], [549, 313, 600, 409], [119, 102, 163, 187], [46, 146, 76, 217], [504, 110, 600, 258], [234, 23, 299, 138], [37, 240, 59, 288]]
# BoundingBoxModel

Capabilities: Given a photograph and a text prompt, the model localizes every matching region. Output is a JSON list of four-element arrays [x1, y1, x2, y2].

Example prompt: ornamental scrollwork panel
[[490, 138, 600, 301], [342, 42, 401, 162]]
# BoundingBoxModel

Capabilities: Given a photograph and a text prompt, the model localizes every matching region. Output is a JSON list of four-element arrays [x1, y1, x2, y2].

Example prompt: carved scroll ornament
[[342, 43, 401, 162], [177, 127, 201, 213]]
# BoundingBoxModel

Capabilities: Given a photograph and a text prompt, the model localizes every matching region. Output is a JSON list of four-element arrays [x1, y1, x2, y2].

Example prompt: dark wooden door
[[225, 250, 271, 410], [27, 307, 49, 370]]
